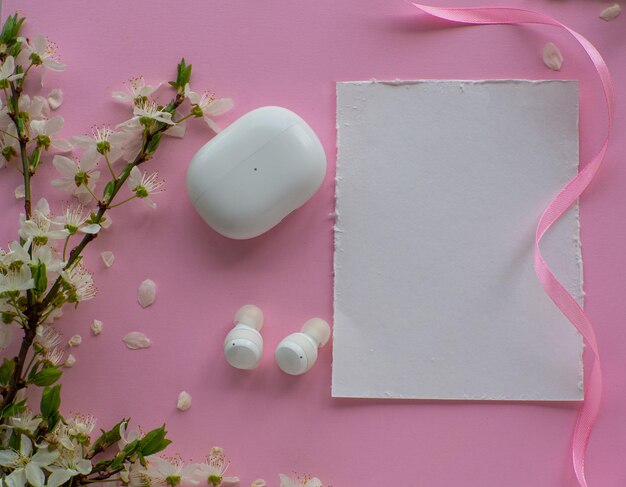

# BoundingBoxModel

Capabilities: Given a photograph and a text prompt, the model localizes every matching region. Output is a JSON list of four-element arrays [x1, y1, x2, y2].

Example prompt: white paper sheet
[[332, 80, 583, 401]]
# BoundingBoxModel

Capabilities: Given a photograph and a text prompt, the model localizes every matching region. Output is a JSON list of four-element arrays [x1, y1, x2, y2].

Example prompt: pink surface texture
[[1, 0, 625, 486]]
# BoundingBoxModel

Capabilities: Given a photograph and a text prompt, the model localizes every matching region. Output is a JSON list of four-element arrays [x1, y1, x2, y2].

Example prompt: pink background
[[1, 0, 625, 485]]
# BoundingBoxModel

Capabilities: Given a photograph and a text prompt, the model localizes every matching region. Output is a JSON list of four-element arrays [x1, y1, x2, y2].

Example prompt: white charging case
[[186, 106, 327, 239]]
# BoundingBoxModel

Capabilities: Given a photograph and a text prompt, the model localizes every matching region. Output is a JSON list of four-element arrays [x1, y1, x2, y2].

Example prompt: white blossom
[[52, 152, 101, 204], [54, 205, 101, 236], [30, 116, 72, 152], [63, 354, 76, 368], [18, 198, 69, 247], [122, 99, 174, 127], [184, 85, 233, 133], [127, 167, 164, 208], [19, 34, 66, 79], [144, 455, 199, 487], [67, 334, 81, 347], [279, 474, 322, 487], [113, 76, 160, 104], [7, 411, 42, 434], [70, 126, 125, 162], [62, 264, 96, 302], [0, 434, 59, 487], [192, 447, 239, 486], [0, 56, 23, 86]]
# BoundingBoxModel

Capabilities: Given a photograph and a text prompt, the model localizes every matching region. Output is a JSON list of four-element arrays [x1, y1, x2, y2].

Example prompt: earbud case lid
[[187, 106, 327, 239]]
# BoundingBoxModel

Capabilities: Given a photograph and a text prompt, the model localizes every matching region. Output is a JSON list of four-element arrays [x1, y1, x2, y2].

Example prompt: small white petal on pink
[[123, 332, 151, 350], [251, 480, 266, 487], [101, 251, 115, 268], [176, 391, 192, 411], [0, 325, 14, 349], [64, 354, 76, 368], [207, 98, 234, 116], [542, 42, 563, 71], [600, 3, 621, 20], [52, 139, 73, 152], [15, 185, 25, 199], [91, 319, 103, 336], [68, 334, 82, 347], [47, 89, 63, 110], [138, 279, 156, 308]]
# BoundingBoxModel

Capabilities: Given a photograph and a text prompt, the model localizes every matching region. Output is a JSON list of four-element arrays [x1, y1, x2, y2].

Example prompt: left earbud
[[224, 305, 264, 370]]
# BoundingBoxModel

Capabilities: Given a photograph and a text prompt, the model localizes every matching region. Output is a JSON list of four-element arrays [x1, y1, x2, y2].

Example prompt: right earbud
[[224, 304, 264, 370], [275, 318, 331, 375]]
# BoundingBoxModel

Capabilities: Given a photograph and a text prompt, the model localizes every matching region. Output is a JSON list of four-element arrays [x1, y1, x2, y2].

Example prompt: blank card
[[332, 80, 583, 401]]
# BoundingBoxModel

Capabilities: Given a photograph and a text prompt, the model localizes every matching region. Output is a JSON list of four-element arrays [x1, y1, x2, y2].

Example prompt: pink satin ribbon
[[410, 4, 614, 486]]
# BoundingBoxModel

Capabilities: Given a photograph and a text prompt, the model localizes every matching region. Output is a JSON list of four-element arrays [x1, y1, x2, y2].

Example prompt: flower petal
[[101, 251, 115, 268], [91, 319, 103, 336], [165, 122, 186, 138], [46, 116, 64, 135], [47, 469, 73, 487], [0, 324, 14, 349], [138, 279, 156, 308], [52, 139, 73, 152], [542, 42, 563, 71], [47, 89, 63, 110], [204, 117, 222, 133], [25, 463, 45, 487], [52, 155, 77, 177], [68, 334, 82, 347], [123, 332, 151, 350], [5, 468, 26, 487], [80, 224, 101, 235], [207, 98, 234, 116], [600, 3, 621, 20], [14, 185, 25, 199], [64, 354, 76, 367], [176, 391, 192, 411]]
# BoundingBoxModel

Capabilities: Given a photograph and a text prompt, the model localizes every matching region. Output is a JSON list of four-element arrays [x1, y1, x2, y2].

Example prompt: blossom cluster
[[0, 13, 323, 487]]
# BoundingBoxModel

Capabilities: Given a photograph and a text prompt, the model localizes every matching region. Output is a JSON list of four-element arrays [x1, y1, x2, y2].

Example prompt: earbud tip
[[234, 304, 264, 330], [301, 318, 331, 347]]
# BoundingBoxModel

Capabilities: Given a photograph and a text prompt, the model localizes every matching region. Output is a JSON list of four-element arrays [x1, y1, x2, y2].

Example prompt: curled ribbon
[[409, 4, 614, 486]]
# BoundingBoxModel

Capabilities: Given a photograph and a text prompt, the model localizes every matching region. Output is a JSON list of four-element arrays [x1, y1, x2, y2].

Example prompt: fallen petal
[[138, 279, 156, 308], [101, 251, 115, 268], [64, 354, 76, 368], [14, 185, 25, 199], [176, 391, 192, 411], [123, 332, 151, 350], [250, 480, 266, 487], [68, 334, 82, 347], [600, 3, 621, 20], [91, 319, 103, 336], [542, 42, 563, 71], [47, 89, 63, 110]]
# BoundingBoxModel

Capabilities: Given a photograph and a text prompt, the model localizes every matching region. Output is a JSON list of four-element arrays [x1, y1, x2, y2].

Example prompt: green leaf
[[110, 452, 127, 470], [103, 180, 115, 201], [0, 358, 15, 385], [0, 13, 25, 45], [91, 418, 128, 454], [170, 58, 192, 90], [1, 399, 26, 419], [138, 425, 171, 456], [31, 367, 62, 386], [41, 384, 61, 418]]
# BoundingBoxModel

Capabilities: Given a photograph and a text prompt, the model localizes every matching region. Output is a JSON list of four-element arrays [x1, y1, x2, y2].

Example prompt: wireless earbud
[[224, 305, 264, 370], [275, 318, 331, 375]]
